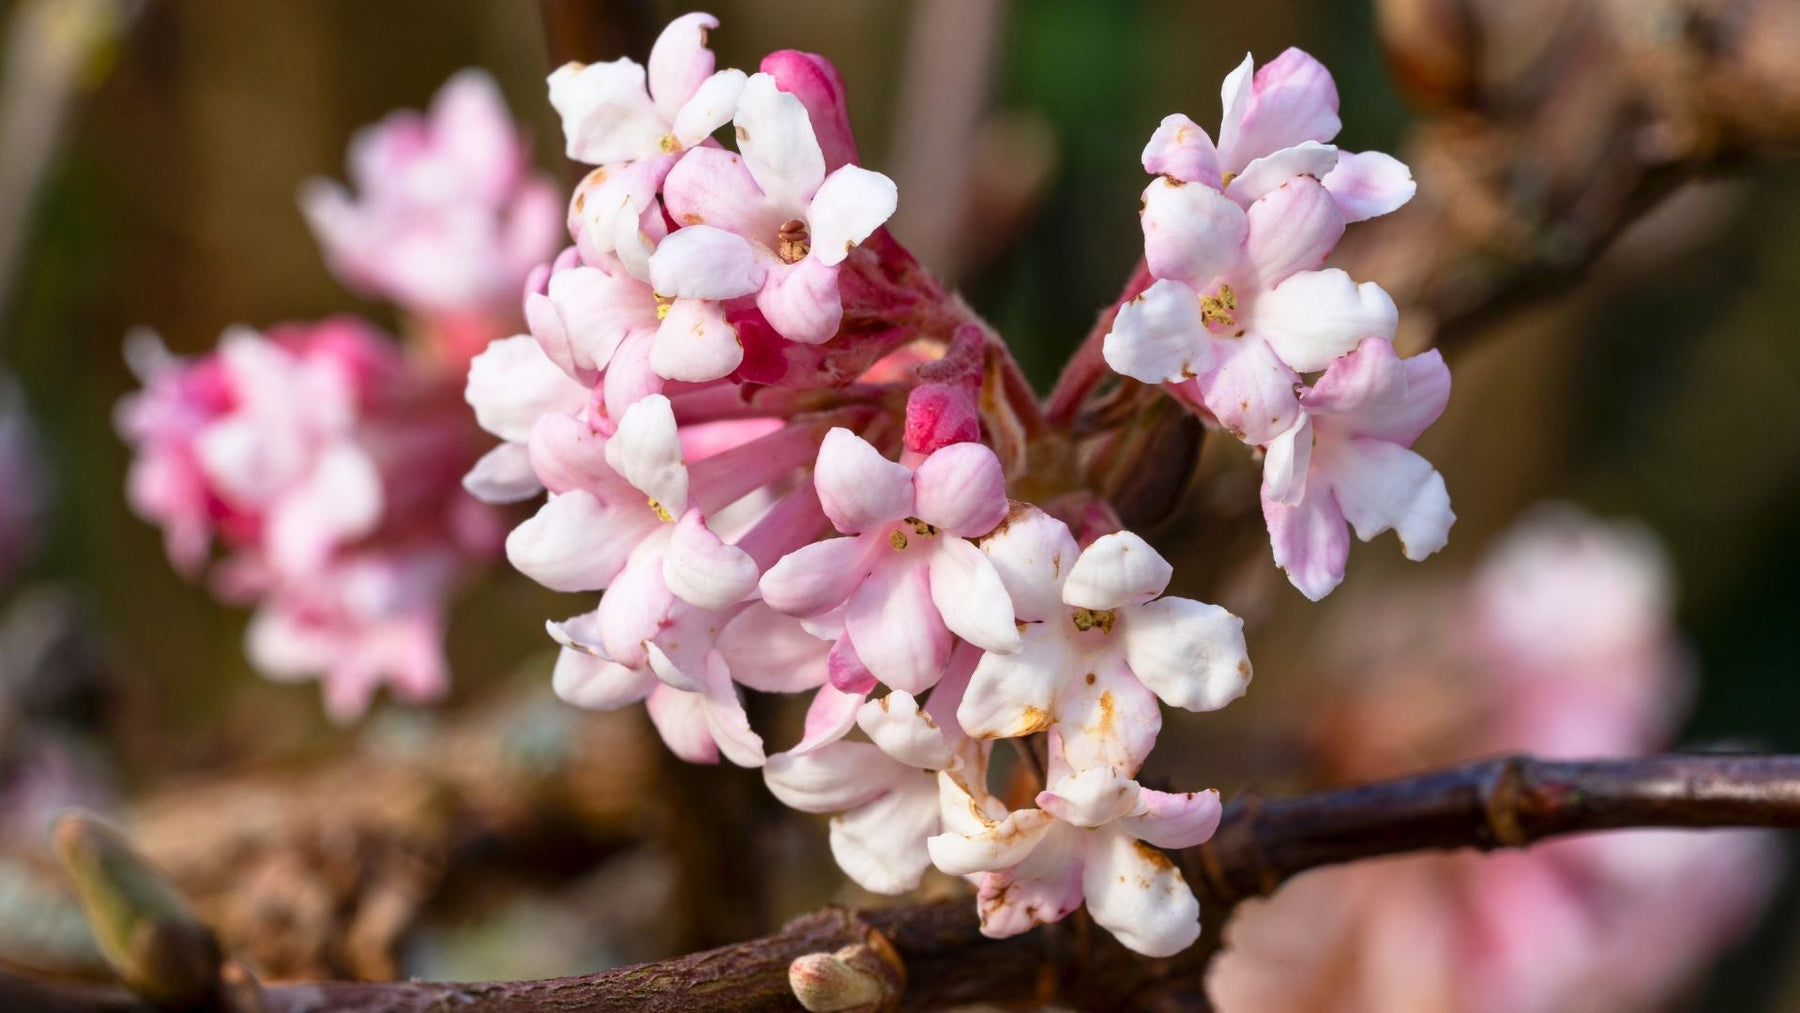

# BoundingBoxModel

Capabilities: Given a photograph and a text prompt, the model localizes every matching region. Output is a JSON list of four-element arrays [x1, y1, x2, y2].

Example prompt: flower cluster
[[1102, 50, 1452, 599], [1206, 507, 1778, 1012], [461, 12, 1436, 959], [119, 73, 561, 721], [301, 70, 563, 364]]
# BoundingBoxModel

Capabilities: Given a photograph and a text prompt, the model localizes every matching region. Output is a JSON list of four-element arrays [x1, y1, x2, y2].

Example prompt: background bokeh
[[2, 0, 1798, 1007]]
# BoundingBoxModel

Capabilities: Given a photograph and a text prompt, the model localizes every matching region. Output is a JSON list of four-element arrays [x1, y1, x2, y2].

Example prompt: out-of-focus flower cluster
[[118, 72, 562, 721], [1207, 506, 1779, 1012], [1102, 50, 1451, 600], [464, 12, 1451, 957]]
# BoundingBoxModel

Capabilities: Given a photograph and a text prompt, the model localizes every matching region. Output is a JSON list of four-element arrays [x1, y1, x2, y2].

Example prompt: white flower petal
[[1080, 829, 1201, 958], [1256, 268, 1398, 373], [1120, 596, 1251, 712], [806, 165, 897, 267], [605, 393, 689, 515], [1062, 532, 1173, 610], [1103, 279, 1214, 385]]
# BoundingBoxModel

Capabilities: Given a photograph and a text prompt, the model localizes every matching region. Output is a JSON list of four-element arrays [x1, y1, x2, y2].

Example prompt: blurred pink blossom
[[301, 70, 562, 363], [1208, 507, 1779, 1013]]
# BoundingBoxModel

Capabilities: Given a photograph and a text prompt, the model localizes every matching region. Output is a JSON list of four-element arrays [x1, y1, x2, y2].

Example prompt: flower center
[[777, 219, 810, 264], [888, 517, 940, 551], [1070, 607, 1116, 634], [1200, 284, 1237, 329], [648, 498, 674, 522]]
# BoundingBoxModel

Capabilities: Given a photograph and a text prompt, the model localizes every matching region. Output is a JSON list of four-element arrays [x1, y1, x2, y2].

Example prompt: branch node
[[1480, 755, 1533, 848]]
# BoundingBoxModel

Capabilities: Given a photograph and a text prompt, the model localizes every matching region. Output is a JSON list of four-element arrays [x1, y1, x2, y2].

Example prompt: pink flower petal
[[845, 557, 952, 694], [1224, 140, 1339, 206], [756, 255, 843, 344], [1198, 333, 1304, 446], [548, 59, 664, 165], [1141, 176, 1247, 290], [650, 297, 744, 382], [814, 427, 914, 533], [857, 691, 954, 770], [465, 335, 588, 443], [646, 12, 719, 119], [1323, 149, 1416, 222], [604, 393, 689, 516], [662, 146, 785, 240], [648, 224, 766, 300], [1325, 437, 1454, 561], [1218, 47, 1341, 174], [1303, 338, 1449, 447], [1141, 113, 1221, 186], [506, 491, 634, 591], [912, 441, 1008, 537], [1121, 788, 1223, 849], [735, 72, 827, 215], [1256, 268, 1397, 373], [662, 508, 759, 609], [1262, 481, 1351, 600], [979, 505, 1080, 623], [793, 681, 867, 753], [957, 625, 1072, 739], [1241, 174, 1344, 291], [765, 740, 905, 812], [760, 535, 877, 617]]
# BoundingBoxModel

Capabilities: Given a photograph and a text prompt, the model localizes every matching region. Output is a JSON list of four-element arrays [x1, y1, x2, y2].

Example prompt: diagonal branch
[[21, 752, 1800, 1011]]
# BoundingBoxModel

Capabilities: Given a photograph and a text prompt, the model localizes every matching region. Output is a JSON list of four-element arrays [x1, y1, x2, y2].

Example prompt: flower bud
[[788, 927, 905, 1012], [904, 382, 980, 454], [762, 50, 860, 172]]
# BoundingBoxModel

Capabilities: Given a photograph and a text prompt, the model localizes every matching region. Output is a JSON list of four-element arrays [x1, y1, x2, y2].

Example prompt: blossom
[[928, 739, 1223, 957], [764, 649, 977, 894], [1261, 336, 1453, 600], [301, 71, 561, 345], [759, 429, 1019, 693], [960, 507, 1250, 818], [651, 72, 898, 345], [245, 549, 459, 723], [120, 319, 498, 721], [552, 13, 744, 270], [549, 12, 745, 168], [1207, 508, 1777, 1012], [1105, 172, 1397, 443], [1141, 48, 1414, 221]]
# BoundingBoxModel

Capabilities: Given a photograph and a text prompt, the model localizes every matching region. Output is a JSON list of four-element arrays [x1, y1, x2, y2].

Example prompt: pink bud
[[761, 50, 860, 172], [904, 383, 979, 454]]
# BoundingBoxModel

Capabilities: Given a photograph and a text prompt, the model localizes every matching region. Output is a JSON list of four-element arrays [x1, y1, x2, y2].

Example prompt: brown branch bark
[[22, 752, 1800, 1011]]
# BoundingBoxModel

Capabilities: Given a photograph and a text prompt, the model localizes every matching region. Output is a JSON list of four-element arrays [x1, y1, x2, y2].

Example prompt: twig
[[20, 752, 1800, 1011]]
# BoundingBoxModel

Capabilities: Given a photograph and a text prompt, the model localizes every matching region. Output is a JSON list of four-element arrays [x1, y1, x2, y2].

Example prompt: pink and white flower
[[759, 429, 1019, 693], [1105, 172, 1396, 443], [1261, 337, 1453, 600], [764, 649, 978, 894], [928, 743, 1223, 957], [552, 13, 744, 269], [959, 508, 1250, 819], [1141, 49, 1414, 221], [301, 70, 561, 349], [651, 72, 898, 345]]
